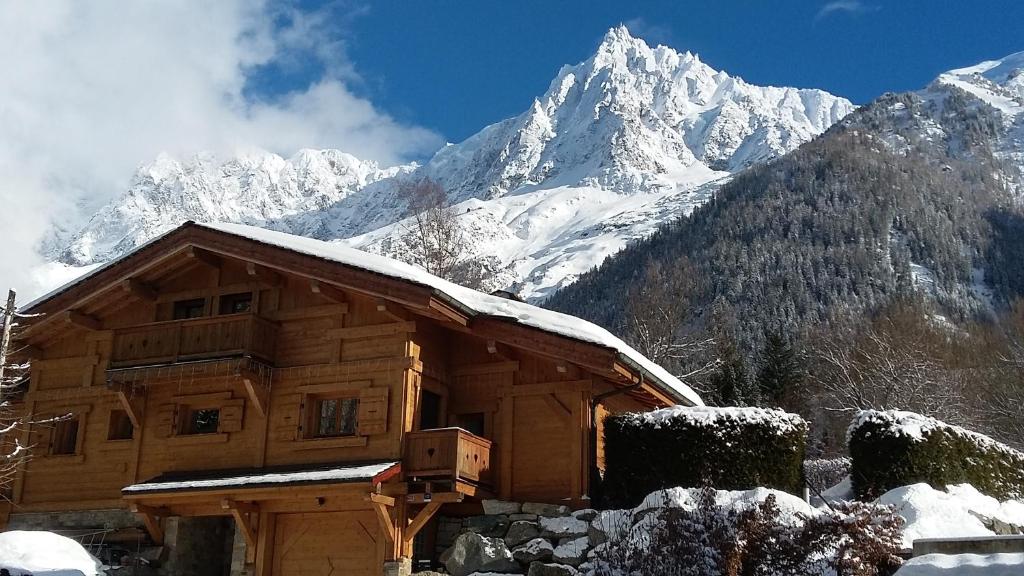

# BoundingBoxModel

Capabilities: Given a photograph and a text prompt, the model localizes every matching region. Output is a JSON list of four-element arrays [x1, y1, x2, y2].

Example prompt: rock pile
[[426, 500, 604, 576]]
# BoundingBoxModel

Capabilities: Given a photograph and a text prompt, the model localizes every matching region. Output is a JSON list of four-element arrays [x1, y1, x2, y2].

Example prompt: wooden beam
[[222, 499, 259, 562], [246, 262, 283, 287], [428, 298, 469, 326], [325, 321, 416, 340], [129, 503, 169, 545], [241, 374, 269, 418], [184, 246, 221, 268], [309, 279, 348, 304], [121, 278, 157, 302], [403, 501, 441, 545], [64, 310, 101, 331], [404, 492, 463, 505], [500, 379, 591, 397], [365, 495, 397, 546], [452, 361, 519, 377], [375, 300, 406, 322], [115, 386, 145, 429]]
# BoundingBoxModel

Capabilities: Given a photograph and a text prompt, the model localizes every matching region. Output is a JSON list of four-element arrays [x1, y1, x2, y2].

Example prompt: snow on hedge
[[623, 405, 806, 433], [0, 531, 103, 576], [876, 483, 1024, 549], [895, 553, 1024, 576], [849, 410, 1023, 459]]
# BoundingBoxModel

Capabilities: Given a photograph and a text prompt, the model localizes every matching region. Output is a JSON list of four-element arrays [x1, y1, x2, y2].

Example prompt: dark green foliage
[[756, 332, 804, 408], [709, 341, 756, 406], [848, 413, 1024, 501], [601, 409, 808, 508]]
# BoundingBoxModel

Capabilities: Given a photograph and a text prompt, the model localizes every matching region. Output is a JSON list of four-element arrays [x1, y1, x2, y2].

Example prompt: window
[[107, 409, 134, 440], [51, 418, 80, 455], [173, 298, 206, 320], [454, 412, 485, 437], [218, 292, 252, 315], [182, 408, 220, 435], [419, 390, 442, 430], [311, 397, 359, 438]]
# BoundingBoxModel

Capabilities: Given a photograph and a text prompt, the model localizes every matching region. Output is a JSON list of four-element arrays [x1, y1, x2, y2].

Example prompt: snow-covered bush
[[589, 487, 904, 576], [848, 410, 1024, 500], [601, 406, 807, 507]]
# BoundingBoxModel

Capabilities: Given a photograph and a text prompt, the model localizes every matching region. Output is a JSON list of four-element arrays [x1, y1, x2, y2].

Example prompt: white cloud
[[815, 1, 879, 21], [0, 0, 441, 298]]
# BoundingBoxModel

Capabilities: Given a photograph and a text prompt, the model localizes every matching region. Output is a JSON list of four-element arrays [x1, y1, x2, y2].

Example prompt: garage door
[[273, 511, 380, 576]]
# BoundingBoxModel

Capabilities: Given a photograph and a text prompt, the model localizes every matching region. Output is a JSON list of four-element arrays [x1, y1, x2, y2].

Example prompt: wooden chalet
[[3, 222, 701, 575]]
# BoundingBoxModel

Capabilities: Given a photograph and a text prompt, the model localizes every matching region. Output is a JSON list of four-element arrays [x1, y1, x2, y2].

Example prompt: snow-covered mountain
[[48, 26, 855, 299]]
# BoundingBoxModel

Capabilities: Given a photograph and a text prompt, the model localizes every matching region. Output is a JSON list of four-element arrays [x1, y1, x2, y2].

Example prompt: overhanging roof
[[122, 460, 401, 496]]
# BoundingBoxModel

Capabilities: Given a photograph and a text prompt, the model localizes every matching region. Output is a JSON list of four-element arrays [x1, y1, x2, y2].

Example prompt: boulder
[[483, 499, 523, 515], [527, 563, 578, 576], [571, 509, 598, 522], [512, 537, 554, 564], [440, 532, 519, 576], [553, 536, 588, 566], [504, 520, 540, 547], [464, 514, 511, 538], [509, 513, 539, 522], [522, 502, 570, 517], [539, 516, 588, 539]]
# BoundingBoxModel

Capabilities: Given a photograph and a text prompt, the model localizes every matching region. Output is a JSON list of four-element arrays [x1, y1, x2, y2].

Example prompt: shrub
[[601, 406, 808, 508], [805, 457, 852, 494], [848, 410, 1024, 501], [590, 488, 904, 576]]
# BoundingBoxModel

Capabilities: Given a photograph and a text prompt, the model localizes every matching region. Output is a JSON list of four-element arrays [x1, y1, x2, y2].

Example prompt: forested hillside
[[546, 85, 1024, 451]]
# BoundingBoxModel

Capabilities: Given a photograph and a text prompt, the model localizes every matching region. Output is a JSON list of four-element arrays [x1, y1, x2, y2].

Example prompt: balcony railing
[[404, 428, 494, 488], [109, 313, 278, 369]]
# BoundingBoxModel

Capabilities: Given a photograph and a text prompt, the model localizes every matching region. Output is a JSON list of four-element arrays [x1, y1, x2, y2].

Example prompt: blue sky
[[251, 0, 1024, 143]]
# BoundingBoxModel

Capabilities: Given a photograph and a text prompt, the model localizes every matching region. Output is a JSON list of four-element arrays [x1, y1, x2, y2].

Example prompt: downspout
[[588, 375, 645, 508]]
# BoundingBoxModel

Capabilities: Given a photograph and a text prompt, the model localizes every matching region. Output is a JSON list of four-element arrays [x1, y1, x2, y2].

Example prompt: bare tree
[[625, 259, 719, 380], [0, 290, 33, 495], [382, 178, 498, 290]]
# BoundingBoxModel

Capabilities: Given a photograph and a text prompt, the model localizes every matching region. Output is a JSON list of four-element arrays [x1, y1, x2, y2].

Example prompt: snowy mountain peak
[[936, 50, 1024, 119]]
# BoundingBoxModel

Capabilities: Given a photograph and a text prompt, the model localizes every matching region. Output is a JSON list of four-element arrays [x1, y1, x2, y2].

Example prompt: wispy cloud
[[815, 1, 879, 21], [624, 17, 673, 47], [0, 0, 442, 296]]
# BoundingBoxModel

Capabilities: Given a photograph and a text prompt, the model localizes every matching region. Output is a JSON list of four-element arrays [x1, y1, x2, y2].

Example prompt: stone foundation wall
[[424, 500, 606, 576]]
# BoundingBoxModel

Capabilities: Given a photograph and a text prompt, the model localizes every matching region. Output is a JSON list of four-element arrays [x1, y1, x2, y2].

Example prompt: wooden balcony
[[109, 313, 278, 369], [404, 428, 494, 488]]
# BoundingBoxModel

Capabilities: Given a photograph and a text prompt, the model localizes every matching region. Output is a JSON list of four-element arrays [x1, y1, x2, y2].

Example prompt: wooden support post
[[114, 384, 145, 429], [365, 493, 397, 550], [403, 502, 441, 546], [255, 511, 276, 576], [222, 499, 259, 564], [241, 372, 269, 418], [121, 278, 157, 301], [129, 503, 169, 545]]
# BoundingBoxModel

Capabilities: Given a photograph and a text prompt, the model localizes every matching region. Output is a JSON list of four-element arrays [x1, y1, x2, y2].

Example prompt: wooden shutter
[[33, 416, 54, 454], [357, 387, 389, 436], [219, 399, 245, 433], [155, 404, 177, 438]]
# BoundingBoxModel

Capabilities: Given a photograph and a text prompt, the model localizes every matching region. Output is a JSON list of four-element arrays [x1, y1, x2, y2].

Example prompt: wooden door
[[272, 511, 380, 576]]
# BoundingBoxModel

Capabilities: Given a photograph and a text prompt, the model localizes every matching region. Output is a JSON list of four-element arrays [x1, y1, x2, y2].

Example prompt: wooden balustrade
[[109, 314, 278, 368], [404, 428, 494, 487]]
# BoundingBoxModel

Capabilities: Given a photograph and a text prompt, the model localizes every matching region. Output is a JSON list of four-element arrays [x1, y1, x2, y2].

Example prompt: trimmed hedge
[[848, 410, 1024, 501], [601, 406, 808, 508]]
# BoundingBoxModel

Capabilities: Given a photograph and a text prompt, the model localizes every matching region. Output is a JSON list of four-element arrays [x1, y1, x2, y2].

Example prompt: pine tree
[[756, 332, 803, 408]]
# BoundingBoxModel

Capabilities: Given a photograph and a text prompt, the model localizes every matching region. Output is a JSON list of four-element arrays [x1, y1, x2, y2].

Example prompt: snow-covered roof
[[34, 221, 701, 405], [122, 460, 399, 494]]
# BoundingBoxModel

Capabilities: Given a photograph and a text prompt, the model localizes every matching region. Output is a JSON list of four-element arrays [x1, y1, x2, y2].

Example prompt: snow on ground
[[896, 553, 1024, 576], [0, 531, 103, 576], [876, 483, 1024, 549]]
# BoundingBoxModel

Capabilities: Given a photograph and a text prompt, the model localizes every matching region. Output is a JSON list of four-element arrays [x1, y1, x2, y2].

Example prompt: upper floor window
[[218, 292, 252, 315], [51, 417, 79, 455], [182, 407, 220, 435], [173, 298, 206, 320], [310, 397, 359, 438], [107, 409, 134, 441]]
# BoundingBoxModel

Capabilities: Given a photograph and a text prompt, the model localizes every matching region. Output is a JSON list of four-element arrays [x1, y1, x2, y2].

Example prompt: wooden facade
[[4, 223, 695, 575]]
